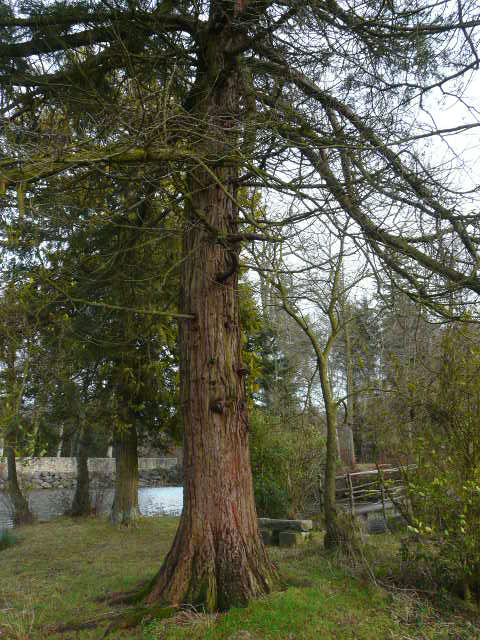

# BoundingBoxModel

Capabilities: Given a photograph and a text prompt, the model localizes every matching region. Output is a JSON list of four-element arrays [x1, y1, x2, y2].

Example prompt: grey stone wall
[[0, 457, 181, 490]]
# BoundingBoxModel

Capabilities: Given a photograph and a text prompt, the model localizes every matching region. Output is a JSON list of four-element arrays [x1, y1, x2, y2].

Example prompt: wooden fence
[[334, 466, 412, 521]]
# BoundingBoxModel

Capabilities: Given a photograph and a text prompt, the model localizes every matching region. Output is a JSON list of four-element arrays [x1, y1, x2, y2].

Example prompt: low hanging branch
[[42, 275, 195, 319]]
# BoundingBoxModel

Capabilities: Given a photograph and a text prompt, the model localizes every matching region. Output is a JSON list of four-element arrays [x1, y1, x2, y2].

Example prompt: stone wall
[[0, 457, 181, 491]]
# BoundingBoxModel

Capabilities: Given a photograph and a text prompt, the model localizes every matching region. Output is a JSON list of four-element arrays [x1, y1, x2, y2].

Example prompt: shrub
[[401, 326, 480, 600], [249, 409, 325, 518], [0, 528, 21, 551], [249, 411, 290, 517]]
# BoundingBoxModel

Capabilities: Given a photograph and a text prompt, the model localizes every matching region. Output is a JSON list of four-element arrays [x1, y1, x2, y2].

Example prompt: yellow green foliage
[[405, 325, 480, 597]]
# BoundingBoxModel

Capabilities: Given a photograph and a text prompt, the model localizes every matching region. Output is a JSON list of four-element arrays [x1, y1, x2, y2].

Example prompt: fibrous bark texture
[[146, 2, 277, 609], [147, 158, 276, 607]]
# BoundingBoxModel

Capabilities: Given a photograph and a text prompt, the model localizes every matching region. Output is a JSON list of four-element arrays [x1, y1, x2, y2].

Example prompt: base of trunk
[[11, 497, 34, 526], [70, 491, 91, 517], [145, 518, 278, 611], [324, 511, 360, 553], [7, 445, 35, 526], [110, 506, 140, 527]]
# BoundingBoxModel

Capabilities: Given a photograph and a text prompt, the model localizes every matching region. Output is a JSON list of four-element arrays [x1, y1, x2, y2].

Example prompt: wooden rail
[[334, 466, 413, 522]]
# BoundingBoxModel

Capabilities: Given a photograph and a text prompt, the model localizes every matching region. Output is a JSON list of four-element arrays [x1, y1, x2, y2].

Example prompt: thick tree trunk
[[147, 173, 276, 608], [6, 441, 34, 526], [146, 6, 277, 609], [71, 425, 91, 517], [110, 422, 139, 526]]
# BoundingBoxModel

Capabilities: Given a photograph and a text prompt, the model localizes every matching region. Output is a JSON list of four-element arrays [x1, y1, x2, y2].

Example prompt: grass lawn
[[0, 516, 478, 639]]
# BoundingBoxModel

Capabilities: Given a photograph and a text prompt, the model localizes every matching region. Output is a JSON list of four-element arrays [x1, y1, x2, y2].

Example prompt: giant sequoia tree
[[1, 0, 480, 611]]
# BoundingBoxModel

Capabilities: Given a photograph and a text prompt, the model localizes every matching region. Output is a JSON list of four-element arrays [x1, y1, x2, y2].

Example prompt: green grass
[[144, 544, 480, 640], [0, 516, 179, 639], [0, 517, 478, 640]]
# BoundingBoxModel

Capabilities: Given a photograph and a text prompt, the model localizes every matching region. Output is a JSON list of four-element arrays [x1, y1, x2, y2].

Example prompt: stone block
[[278, 531, 310, 547], [367, 516, 388, 535], [258, 518, 312, 532], [260, 528, 273, 545]]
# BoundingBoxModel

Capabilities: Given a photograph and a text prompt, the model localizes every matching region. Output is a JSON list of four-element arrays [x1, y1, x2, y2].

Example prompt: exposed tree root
[[53, 620, 100, 633], [96, 579, 152, 605], [102, 604, 177, 637], [50, 611, 125, 634], [47, 604, 177, 636]]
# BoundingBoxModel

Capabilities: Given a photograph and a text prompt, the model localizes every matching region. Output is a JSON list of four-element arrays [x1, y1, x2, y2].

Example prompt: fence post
[[318, 470, 324, 513], [378, 468, 390, 532], [347, 472, 354, 515]]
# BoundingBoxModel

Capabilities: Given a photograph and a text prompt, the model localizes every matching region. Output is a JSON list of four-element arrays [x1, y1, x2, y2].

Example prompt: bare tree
[[253, 229, 366, 548]]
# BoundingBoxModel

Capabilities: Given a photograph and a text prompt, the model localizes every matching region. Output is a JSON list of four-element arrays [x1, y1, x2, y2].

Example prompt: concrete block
[[258, 518, 313, 532], [278, 531, 310, 547], [367, 516, 388, 534]]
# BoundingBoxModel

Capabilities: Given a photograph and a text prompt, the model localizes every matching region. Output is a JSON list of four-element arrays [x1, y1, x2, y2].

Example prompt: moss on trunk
[[110, 422, 139, 527], [71, 426, 91, 517], [6, 443, 34, 526]]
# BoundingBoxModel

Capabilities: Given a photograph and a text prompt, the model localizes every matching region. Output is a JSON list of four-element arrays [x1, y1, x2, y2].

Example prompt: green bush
[[0, 528, 21, 551], [249, 411, 290, 517], [249, 409, 325, 518], [404, 467, 480, 599], [401, 326, 480, 600]]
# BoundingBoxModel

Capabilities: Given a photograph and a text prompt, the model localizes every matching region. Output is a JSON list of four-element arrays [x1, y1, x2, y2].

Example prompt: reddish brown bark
[[147, 153, 276, 609], [146, 1, 277, 610], [146, 206, 276, 605]]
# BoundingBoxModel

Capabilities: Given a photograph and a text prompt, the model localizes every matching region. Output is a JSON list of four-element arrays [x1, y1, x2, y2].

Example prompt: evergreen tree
[[1, 0, 480, 612]]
